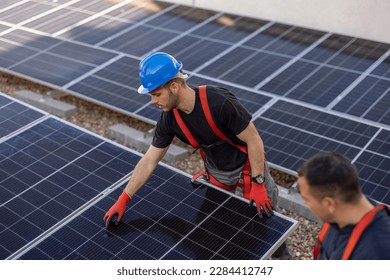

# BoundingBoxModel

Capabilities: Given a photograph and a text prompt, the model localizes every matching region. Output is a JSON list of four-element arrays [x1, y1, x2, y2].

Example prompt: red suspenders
[[314, 204, 387, 260], [173, 85, 251, 198]]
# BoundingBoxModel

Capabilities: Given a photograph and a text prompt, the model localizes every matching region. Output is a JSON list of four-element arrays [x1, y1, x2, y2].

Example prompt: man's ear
[[322, 196, 337, 214], [170, 81, 180, 94]]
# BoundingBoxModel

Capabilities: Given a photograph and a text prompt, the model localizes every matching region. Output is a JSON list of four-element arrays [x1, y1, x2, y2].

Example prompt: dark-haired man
[[298, 151, 390, 260]]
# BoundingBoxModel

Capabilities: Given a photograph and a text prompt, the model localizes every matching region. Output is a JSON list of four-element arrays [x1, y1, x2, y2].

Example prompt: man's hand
[[103, 192, 132, 228], [249, 182, 273, 218]]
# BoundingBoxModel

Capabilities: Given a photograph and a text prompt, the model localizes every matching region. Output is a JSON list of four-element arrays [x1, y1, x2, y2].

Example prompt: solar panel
[[332, 76, 390, 125], [0, 116, 139, 259], [302, 35, 388, 72], [15, 169, 297, 260], [243, 24, 326, 56], [260, 61, 361, 107], [252, 100, 378, 171], [199, 48, 291, 88], [0, 1, 389, 207], [0, 92, 47, 139], [191, 14, 268, 43]]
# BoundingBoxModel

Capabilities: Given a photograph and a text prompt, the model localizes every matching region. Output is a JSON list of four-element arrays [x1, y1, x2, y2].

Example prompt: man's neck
[[336, 196, 374, 228], [176, 86, 196, 114]]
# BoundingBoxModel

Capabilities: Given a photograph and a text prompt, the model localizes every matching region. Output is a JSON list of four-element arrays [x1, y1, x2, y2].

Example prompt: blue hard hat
[[138, 52, 183, 94]]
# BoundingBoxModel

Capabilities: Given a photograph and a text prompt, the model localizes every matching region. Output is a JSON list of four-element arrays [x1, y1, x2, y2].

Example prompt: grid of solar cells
[[366, 129, 390, 157], [24, 0, 174, 43], [17, 169, 297, 260], [0, 29, 117, 87], [259, 35, 390, 107], [332, 75, 390, 125], [66, 55, 151, 116], [158, 14, 269, 71], [252, 100, 378, 171], [0, 93, 46, 139], [372, 55, 390, 79], [0, 117, 139, 259], [0, 1, 54, 24], [0, 23, 10, 32], [259, 60, 360, 107], [354, 129, 390, 205], [191, 14, 268, 44], [353, 151, 390, 205], [100, 4, 214, 57], [0, 1, 20, 11], [197, 24, 326, 87]]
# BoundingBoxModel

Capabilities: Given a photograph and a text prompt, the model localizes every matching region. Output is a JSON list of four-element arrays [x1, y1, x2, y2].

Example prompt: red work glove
[[249, 182, 273, 218], [103, 192, 132, 228]]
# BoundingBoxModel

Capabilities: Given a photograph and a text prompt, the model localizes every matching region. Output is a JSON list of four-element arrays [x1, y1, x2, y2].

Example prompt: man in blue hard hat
[[104, 52, 290, 259]]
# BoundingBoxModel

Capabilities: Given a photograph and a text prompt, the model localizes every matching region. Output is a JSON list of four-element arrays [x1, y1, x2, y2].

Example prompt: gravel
[[0, 72, 321, 260]]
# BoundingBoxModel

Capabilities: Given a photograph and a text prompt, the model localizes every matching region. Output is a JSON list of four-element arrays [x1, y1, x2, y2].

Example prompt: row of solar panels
[[0, 1, 388, 205], [0, 0, 389, 126], [0, 92, 297, 259]]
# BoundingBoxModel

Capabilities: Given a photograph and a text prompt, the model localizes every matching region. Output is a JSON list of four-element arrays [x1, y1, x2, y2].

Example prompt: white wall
[[162, 0, 390, 44]]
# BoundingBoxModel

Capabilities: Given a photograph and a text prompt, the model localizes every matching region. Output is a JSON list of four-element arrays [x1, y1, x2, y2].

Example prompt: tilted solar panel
[[16, 170, 297, 260], [0, 117, 139, 259]]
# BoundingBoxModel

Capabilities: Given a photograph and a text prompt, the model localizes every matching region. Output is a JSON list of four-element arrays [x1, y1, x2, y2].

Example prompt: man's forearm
[[123, 145, 168, 196], [247, 137, 265, 176], [123, 156, 157, 197]]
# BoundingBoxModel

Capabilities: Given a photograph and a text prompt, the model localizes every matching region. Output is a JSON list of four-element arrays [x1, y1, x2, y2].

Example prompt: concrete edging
[[12, 89, 76, 118]]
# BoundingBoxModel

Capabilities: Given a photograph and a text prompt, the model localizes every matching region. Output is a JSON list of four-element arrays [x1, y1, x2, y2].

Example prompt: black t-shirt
[[152, 85, 252, 171]]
